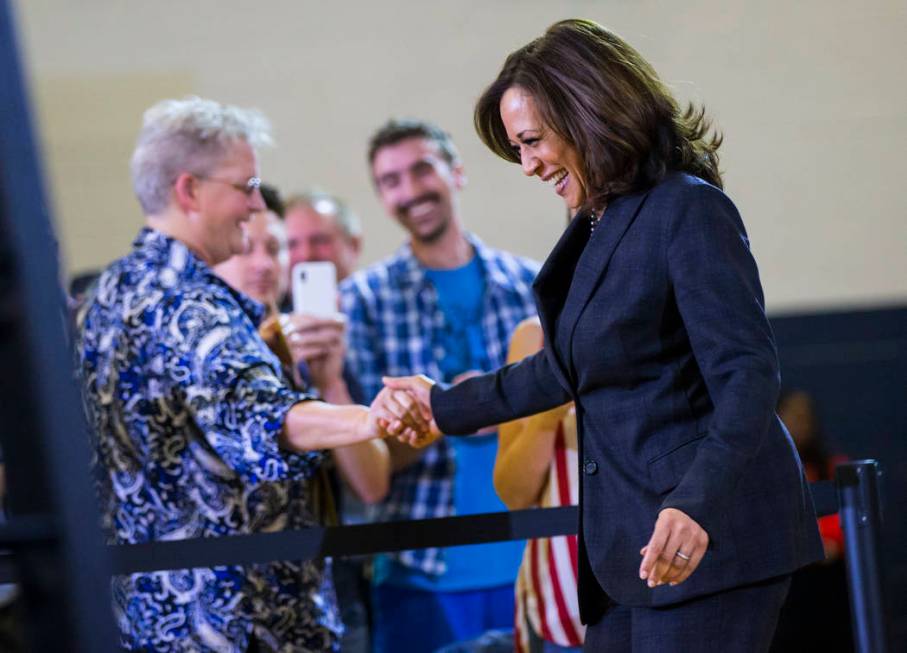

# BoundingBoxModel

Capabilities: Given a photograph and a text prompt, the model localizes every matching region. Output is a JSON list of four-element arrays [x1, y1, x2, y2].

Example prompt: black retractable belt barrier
[[96, 477, 847, 575], [0, 475, 850, 581], [0, 455, 890, 652], [0, 477, 871, 578], [109, 506, 579, 575], [837, 460, 888, 653]]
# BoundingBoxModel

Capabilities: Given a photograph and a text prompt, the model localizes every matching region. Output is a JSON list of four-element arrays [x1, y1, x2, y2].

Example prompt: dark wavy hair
[[474, 19, 723, 211]]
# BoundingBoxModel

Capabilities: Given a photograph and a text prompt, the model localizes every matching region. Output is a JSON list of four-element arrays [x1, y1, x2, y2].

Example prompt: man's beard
[[396, 192, 449, 244], [411, 216, 449, 245]]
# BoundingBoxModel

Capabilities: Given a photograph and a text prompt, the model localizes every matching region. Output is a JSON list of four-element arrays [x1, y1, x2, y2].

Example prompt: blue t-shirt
[[376, 257, 524, 591], [426, 258, 489, 379]]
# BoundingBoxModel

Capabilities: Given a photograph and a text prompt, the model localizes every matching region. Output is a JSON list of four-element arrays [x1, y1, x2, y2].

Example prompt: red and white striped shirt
[[515, 407, 585, 651]]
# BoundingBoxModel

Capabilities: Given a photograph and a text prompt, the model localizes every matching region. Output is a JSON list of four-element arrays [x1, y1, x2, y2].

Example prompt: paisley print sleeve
[[164, 290, 322, 484]]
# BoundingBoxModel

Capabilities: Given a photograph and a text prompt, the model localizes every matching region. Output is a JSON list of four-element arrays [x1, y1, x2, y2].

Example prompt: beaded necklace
[[589, 207, 605, 233]]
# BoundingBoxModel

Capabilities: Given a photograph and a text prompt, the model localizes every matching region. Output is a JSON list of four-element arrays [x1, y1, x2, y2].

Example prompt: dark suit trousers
[[584, 575, 791, 653]]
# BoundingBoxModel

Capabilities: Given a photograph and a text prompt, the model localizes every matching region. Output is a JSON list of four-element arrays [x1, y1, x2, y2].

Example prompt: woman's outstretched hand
[[639, 508, 709, 588], [382, 375, 443, 448]]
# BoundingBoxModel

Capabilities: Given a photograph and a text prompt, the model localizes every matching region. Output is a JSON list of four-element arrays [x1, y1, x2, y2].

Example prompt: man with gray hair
[[75, 97, 426, 652], [284, 190, 362, 287]]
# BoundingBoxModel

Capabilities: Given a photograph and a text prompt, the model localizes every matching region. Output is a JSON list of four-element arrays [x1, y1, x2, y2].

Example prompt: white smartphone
[[291, 261, 338, 317]]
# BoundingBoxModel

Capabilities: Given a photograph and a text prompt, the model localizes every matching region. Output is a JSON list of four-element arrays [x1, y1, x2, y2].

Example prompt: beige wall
[[14, 0, 907, 312]]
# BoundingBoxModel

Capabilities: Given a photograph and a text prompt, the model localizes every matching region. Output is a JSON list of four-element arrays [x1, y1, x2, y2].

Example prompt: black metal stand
[[0, 1, 117, 650], [837, 460, 888, 653]]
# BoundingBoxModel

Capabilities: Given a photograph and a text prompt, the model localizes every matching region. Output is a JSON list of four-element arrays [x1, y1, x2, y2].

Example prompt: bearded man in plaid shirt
[[340, 119, 540, 653]]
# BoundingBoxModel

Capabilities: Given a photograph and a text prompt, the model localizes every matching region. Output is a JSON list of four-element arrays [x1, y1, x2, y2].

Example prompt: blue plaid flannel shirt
[[339, 233, 539, 575]]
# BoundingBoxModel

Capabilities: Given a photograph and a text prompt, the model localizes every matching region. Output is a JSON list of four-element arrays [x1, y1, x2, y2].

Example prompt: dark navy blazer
[[431, 173, 823, 623]]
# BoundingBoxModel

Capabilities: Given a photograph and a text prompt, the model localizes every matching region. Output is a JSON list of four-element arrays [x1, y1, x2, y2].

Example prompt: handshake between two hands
[[365, 373, 711, 590], [369, 375, 443, 448], [261, 314, 443, 450]]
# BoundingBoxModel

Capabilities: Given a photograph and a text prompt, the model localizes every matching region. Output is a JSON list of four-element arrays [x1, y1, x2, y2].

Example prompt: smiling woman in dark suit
[[385, 19, 824, 652]]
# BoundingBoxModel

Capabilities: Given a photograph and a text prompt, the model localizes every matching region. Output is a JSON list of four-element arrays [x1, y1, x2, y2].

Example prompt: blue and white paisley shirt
[[77, 228, 341, 652]]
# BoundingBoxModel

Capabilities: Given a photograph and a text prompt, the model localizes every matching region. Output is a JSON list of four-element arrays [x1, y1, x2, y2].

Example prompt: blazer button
[[583, 458, 598, 475]]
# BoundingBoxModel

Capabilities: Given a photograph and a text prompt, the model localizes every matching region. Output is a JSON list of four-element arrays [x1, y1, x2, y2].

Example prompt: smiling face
[[371, 137, 464, 244], [189, 140, 265, 265], [213, 209, 287, 310], [500, 86, 588, 211], [284, 203, 360, 282]]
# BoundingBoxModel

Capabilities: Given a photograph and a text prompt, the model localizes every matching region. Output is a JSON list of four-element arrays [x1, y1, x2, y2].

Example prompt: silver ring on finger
[[674, 550, 691, 561]]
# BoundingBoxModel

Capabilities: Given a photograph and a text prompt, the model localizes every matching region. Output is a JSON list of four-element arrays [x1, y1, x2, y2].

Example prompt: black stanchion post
[[0, 1, 117, 650], [836, 459, 888, 653]]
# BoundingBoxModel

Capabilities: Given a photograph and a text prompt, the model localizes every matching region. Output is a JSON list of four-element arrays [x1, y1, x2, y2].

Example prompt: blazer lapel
[[557, 190, 650, 382], [532, 214, 590, 393]]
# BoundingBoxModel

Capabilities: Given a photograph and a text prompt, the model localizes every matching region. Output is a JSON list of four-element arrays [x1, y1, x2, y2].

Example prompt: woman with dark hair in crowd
[[386, 19, 823, 652]]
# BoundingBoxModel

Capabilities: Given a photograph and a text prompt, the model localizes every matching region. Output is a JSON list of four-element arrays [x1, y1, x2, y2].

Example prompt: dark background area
[[771, 304, 907, 645]]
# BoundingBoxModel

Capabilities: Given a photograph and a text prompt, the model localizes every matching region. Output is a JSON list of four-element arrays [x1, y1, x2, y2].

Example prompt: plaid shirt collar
[[388, 232, 522, 295]]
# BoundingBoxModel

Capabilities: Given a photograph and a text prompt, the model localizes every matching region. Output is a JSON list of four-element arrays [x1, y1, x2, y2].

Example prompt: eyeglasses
[[197, 175, 262, 196]]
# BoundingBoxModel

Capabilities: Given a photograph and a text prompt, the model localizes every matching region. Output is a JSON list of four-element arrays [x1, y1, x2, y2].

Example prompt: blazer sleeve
[[431, 348, 571, 435], [659, 182, 781, 535]]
